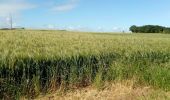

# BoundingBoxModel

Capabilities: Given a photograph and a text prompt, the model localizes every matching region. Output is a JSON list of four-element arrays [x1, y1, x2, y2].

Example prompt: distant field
[[0, 30, 170, 99]]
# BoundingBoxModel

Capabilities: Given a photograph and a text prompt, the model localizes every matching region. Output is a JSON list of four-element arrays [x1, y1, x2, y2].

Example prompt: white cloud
[[0, 0, 35, 28], [46, 24, 56, 29], [112, 27, 129, 32], [97, 27, 104, 32], [112, 27, 122, 32], [64, 25, 97, 32], [51, 0, 79, 12], [0, 0, 35, 16]]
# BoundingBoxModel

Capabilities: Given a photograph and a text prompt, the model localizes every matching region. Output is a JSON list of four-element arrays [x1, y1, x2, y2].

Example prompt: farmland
[[0, 30, 170, 99]]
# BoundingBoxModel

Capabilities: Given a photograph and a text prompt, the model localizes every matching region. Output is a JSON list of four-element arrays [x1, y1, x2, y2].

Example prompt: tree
[[129, 25, 165, 33], [129, 25, 137, 33]]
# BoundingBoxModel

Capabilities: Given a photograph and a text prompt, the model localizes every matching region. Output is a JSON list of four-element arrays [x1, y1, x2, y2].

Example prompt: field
[[0, 30, 170, 99]]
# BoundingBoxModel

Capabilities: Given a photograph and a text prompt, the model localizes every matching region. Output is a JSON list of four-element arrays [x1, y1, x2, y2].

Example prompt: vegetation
[[0, 30, 170, 99], [130, 25, 170, 33], [163, 28, 170, 34], [35, 80, 170, 100]]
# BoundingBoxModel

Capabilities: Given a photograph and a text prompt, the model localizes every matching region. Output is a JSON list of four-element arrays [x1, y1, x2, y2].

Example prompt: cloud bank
[[0, 0, 35, 16], [0, 0, 80, 16]]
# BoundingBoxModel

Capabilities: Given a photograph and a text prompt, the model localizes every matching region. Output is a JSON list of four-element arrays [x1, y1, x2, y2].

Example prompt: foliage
[[129, 25, 168, 33]]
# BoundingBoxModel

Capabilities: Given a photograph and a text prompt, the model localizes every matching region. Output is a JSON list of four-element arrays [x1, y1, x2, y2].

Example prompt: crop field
[[0, 30, 170, 99]]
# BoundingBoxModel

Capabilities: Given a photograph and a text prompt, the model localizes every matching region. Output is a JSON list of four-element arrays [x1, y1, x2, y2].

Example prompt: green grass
[[0, 30, 170, 99]]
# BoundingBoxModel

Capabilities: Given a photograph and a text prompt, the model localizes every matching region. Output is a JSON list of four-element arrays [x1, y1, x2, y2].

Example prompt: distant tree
[[129, 25, 165, 33], [129, 25, 138, 33]]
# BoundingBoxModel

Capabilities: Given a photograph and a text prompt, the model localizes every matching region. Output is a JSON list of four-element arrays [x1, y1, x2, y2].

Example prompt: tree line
[[129, 25, 170, 33]]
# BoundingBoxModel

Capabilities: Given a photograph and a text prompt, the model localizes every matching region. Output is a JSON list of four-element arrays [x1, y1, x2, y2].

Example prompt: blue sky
[[0, 0, 170, 32]]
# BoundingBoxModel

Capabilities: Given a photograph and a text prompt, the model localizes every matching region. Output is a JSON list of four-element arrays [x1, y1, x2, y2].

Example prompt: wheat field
[[0, 30, 170, 99]]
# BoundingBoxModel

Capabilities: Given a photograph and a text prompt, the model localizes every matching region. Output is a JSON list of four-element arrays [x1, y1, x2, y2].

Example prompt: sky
[[0, 0, 170, 32]]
